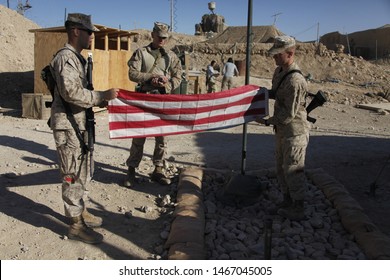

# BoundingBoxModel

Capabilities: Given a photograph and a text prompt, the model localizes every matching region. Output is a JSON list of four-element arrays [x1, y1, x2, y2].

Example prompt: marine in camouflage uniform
[[257, 36, 309, 221], [124, 22, 182, 188], [50, 13, 118, 243]]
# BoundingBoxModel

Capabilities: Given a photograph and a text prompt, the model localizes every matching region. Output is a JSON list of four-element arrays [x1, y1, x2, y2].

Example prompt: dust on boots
[[68, 215, 103, 244], [82, 209, 103, 228], [124, 166, 171, 188], [151, 166, 171, 185], [123, 166, 136, 188]]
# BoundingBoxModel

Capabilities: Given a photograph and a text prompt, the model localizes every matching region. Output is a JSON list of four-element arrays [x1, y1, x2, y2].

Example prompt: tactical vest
[[140, 47, 170, 76]]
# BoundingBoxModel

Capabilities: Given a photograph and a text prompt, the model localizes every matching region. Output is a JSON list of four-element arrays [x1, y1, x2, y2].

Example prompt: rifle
[[266, 70, 327, 123], [86, 53, 96, 178], [267, 89, 327, 123], [306, 90, 327, 123]]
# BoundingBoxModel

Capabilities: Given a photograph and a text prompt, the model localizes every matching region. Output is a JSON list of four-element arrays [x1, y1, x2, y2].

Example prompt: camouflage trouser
[[53, 129, 91, 217], [275, 132, 309, 201], [221, 76, 234, 91], [126, 136, 167, 168]]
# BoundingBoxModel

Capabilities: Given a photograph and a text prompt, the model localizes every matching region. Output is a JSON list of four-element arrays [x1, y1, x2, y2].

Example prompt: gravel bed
[[202, 170, 367, 260]]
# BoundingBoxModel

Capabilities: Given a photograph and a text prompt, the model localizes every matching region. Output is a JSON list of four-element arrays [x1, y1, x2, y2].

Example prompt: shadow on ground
[[194, 128, 390, 236]]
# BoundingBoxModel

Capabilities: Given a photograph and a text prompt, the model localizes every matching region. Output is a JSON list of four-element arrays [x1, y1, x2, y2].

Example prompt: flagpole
[[241, 0, 253, 175]]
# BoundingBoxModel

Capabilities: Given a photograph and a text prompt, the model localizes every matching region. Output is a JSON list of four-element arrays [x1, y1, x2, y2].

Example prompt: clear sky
[[4, 0, 390, 42]]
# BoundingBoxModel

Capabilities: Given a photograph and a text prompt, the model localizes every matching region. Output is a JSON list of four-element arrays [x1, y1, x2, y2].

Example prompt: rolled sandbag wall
[[307, 168, 390, 259], [166, 168, 206, 260]]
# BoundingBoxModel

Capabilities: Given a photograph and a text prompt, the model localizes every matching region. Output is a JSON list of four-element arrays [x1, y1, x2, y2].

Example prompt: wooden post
[[91, 35, 95, 50], [184, 51, 190, 80], [104, 33, 109, 50]]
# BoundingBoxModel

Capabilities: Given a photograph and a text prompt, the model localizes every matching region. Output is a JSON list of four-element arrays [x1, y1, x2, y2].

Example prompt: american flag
[[108, 85, 268, 139]]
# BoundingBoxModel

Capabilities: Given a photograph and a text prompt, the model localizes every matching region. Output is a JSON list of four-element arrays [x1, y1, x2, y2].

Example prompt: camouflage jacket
[[127, 43, 182, 93], [49, 44, 106, 130], [268, 62, 309, 136]]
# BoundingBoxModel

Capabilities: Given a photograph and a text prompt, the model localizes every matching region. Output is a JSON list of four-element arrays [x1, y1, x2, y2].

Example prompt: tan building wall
[[320, 26, 390, 59], [30, 24, 138, 94]]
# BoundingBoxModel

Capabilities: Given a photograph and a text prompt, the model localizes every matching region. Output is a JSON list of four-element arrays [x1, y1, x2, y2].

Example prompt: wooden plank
[[104, 34, 109, 51], [32, 27, 136, 94], [84, 49, 110, 90], [109, 50, 135, 91], [356, 103, 390, 112], [21, 93, 51, 119], [34, 32, 67, 94]]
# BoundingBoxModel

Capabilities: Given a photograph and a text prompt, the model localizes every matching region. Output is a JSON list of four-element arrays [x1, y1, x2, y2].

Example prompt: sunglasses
[[74, 28, 93, 35]]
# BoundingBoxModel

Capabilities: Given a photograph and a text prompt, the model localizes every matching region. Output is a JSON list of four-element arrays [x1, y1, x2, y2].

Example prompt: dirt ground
[[1, 77, 390, 260], [1, 5, 390, 260]]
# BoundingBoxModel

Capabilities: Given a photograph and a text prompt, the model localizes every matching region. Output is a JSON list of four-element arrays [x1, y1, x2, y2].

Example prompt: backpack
[[40, 65, 55, 107]]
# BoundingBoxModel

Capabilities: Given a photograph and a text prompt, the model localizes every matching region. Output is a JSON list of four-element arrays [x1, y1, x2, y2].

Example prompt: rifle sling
[[274, 69, 303, 95], [61, 96, 89, 153]]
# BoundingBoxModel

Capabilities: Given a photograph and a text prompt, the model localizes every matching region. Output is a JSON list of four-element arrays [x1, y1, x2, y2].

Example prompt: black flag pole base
[[217, 172, 268, 207]]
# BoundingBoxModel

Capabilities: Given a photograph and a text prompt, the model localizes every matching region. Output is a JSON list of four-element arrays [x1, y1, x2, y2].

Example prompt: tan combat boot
[[123, 166, 136, 188], [68, 216, 103, 244], [151, 166, 171, 185], [277, 200, 305, 221], [82, 208, 103, 228]]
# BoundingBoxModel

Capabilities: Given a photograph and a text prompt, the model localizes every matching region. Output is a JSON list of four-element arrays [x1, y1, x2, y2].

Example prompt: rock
[[309, 216, 324, 229], [140, 205, 153, 213], [203, 171, 367, 259], [124, 211, 133, 219], [160, 230, 170, 240], [204, 200, 217, 214]]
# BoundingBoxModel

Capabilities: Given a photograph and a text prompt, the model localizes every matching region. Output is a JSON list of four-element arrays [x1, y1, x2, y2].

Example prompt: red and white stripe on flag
[[108, 84, 268, 139]]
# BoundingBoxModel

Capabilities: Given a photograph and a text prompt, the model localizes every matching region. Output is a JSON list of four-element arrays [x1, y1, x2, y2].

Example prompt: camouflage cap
[[268, 35, 296, 55], [65, 13, 99, 32], [153, 22, 170, 38]]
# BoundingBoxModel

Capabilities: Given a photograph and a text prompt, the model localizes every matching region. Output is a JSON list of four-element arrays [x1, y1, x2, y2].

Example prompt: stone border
[[166, 167, 390, 259], [307, 168, 390, 259]]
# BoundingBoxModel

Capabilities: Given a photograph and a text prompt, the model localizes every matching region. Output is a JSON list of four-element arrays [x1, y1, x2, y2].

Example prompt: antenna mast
[[17, 0, 32, 15], [271, 12, 282, 26], [170, 0, 174, 31], [170, 0, 177, 32]]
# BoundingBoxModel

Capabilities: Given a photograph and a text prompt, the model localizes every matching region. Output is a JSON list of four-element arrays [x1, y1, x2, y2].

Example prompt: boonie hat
[[65, 13, 99, 32], [153, 22, 170, 38], [268, 35, 296, 55]]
